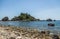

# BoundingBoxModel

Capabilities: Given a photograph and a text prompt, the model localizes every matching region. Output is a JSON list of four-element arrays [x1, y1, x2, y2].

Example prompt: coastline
[[0, 25, 60, 39]]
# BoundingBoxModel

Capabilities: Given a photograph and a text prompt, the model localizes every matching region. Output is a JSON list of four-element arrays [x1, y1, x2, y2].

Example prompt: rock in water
[[48, 23, 55, 26]]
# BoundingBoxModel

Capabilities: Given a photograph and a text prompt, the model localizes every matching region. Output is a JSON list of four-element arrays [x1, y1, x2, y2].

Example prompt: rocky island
[[1, 13, 40, 21]]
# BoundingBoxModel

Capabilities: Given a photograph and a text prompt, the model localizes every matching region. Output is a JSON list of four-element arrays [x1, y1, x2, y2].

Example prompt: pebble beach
[[0, 25, 60, 39]]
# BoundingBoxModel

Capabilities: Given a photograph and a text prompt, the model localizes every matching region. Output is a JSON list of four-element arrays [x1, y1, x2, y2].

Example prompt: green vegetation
[[11, 13, 40, 21], [1, 13, 55, 21], [1, 13, 56, 21]]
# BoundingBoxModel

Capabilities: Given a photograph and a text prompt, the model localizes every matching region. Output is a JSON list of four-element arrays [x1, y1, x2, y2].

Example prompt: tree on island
[[11, 13, 40, 21], [2, 17, 9, 21], [11, 16, 20, 21]]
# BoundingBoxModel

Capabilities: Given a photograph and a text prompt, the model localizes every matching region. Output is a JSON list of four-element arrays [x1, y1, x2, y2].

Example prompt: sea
[[0, 20, 60, 34]]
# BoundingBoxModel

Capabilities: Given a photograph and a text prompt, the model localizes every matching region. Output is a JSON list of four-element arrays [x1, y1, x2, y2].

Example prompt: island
[[46, 18, 56, 21], [1, 13, 40, 21]]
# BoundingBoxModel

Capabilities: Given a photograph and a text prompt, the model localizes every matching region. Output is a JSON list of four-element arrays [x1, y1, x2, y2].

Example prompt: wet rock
[[52, 35, 59, 39], [46, 18, 52, 21], [48, 23, 55, 26], [2, 17, 9, 21]]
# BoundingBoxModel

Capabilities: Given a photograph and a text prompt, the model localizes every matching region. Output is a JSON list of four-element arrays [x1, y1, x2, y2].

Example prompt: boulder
[[41, 31, 45, 34], [46, 18, 52, 21], [52, 35, 59, 39], [48, 23, 55, 26], [2, 17, 9, 21]]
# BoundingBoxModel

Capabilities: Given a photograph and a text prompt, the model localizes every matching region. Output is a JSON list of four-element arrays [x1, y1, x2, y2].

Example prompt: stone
[[48, 23, 55, 26], [41, 31, 45, 34], [52, 35, 59, 39], [9, 37, 15, 39]]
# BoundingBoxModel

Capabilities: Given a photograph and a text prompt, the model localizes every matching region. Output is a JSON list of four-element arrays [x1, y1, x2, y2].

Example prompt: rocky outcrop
[[2, 17, 9, 21], [48, 23, 55, 26], [46, 18, 52, 21]]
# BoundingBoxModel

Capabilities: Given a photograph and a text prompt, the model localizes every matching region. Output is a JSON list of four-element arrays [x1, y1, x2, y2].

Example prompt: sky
[[0, 0, 60, 20]]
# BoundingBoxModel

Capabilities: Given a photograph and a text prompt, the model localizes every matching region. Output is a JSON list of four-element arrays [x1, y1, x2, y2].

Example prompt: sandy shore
[[0, 26, 60, 39]]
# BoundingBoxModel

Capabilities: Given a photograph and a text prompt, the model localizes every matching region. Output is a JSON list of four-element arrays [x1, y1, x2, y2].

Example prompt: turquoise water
[[0, 20, 60, 32]]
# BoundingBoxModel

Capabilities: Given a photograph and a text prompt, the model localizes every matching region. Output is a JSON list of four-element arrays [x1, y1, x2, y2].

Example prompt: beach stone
[[52, 35, 59, 39], [14, 32, 20, 36], [49, 33, 54, 35], [16, 36, 22, 39], [41, 31, 45, 34], [9, 37, 15, 39]]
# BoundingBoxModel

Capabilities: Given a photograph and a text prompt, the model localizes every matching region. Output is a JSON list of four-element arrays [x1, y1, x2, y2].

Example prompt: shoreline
[[0, 25, 60, 39]]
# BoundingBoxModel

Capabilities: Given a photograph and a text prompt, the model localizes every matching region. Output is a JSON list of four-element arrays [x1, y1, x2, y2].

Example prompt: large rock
[[48, 23, 55, 26], [52, 35, 59, 39], [46, 18, 52, 21], [2, 17, 9, 21]]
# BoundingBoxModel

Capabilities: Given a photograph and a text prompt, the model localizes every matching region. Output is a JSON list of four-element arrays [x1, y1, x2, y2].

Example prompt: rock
[[9, 37, 15, 39], [49, 33, 54, 35], [54, 20, 56, 21], [41, 31, 45, 34], [14, 33, 20, 36], [52, 34, 59, 39], [16, 36, 22, 39], [46, 18, 52, 21], [45, 31, 50, 35], [2, 17, 9, 21], [48, 23, 55, 26]]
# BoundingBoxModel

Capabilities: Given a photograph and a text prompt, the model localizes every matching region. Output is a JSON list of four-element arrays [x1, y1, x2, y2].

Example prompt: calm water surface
[[0, 20, 60, 32]]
